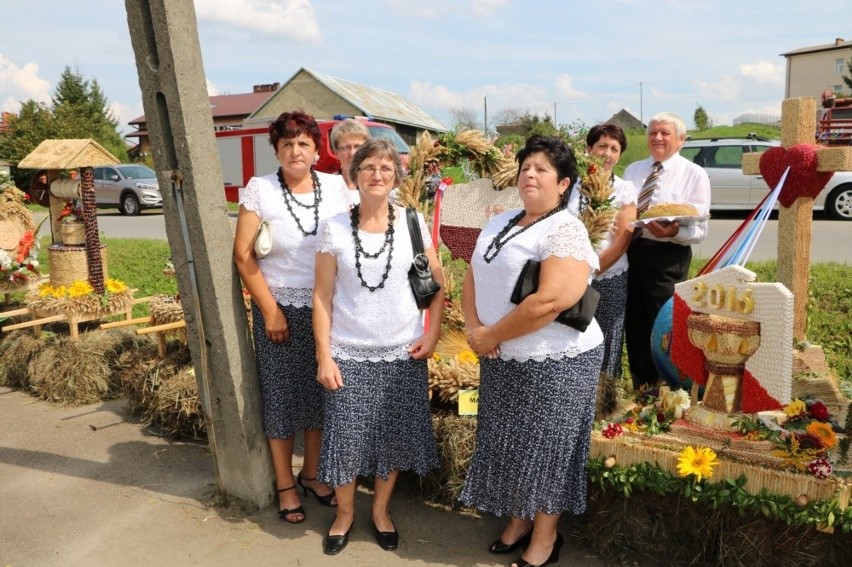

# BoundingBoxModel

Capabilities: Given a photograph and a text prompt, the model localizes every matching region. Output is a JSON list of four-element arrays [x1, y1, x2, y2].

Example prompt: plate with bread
[[631, 203, 709, 227]]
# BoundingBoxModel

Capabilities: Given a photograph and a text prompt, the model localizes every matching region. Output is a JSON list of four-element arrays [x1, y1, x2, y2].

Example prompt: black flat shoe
[[275, 485, 305, 524], [322, 521, 354, 556], [297, 472, 336, 507], [372, 518, 399, 551], [510, 532, 563, 567], [490, 530, 532, 554]]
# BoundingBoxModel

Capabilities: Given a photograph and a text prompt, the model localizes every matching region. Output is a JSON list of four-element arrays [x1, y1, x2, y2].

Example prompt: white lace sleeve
[[540, 217, 599, 272], [239, 177, 262, 214], [613, 176, 637, 206], [316, 218, 335, 255]]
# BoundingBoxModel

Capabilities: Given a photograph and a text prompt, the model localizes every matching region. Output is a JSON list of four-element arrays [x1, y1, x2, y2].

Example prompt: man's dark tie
[[636, 161, 662, 216]]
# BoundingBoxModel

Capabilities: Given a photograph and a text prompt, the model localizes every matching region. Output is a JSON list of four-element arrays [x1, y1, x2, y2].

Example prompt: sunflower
[[784, 398, 807, 419], [50, 285, 68, 299], [805, 421, 837, 449], [38, 283, 55, 298], [68, 280, 94, 298], [456, 350, 479, 365], [105, 278, 128, 294], [676, 446, 719, 482]]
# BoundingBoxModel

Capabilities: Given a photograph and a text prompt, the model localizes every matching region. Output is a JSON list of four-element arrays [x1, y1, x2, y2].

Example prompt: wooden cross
[[742, 97, 852, 341]]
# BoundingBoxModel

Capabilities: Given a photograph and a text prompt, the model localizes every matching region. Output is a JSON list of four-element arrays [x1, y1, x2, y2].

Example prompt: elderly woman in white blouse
[[313, 137, 443, 556], [567, 123, 637, 414], [233, 111, 352, 524], [461, 135, 604, 567]]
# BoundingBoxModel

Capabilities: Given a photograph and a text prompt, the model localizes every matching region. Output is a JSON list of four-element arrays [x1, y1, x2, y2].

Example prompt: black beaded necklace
[[350, 203, 395, 292], [482, 205, 562, 263], [277, 167, 322, 236]]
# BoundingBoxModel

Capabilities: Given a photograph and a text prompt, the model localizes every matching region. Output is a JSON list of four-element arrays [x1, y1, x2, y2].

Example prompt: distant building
[[245, 68, 447, 145], [125, 83, 280, 155], [603, 109, 645, 131], [0, 112, 13, 133], [782, 37, 852, 99]]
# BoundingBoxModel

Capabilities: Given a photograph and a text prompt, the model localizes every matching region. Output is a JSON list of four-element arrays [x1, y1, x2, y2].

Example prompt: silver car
[[92, 164, 162, 215], [681, 137, 852, 220]]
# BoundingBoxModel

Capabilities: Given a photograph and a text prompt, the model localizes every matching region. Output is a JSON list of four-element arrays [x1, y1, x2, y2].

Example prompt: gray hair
[[329, 118, 370, 151], [648, 112, 687, 138], [349, 138, 404, 188]]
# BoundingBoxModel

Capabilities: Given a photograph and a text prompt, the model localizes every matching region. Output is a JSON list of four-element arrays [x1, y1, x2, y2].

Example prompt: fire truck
[[215, 117, 410, 202], [818, 90, 852, 146]]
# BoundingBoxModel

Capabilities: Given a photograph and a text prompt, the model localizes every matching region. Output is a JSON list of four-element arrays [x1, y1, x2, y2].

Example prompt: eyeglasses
[[358, 165, 395, 177], [337, 143, 363, 154]]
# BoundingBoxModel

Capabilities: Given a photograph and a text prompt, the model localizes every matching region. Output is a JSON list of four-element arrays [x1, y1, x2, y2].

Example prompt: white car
[[92, 164, 162, 215], [681, 137, 852, 220]]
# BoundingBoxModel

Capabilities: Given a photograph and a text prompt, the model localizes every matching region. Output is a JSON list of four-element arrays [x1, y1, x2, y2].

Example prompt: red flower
[[602, 422, 623, 439], [16, 231, 35, 263], [809, 400, 830, 421], [588, 164, 597, 175]]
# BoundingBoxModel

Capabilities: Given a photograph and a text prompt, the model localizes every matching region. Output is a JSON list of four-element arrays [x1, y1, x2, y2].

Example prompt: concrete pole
[[124, 0, 273, 508]]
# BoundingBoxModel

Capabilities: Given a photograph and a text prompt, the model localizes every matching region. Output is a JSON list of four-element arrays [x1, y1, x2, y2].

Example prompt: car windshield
[[117, 165, 156, 180], [367, 126, 409, 154]]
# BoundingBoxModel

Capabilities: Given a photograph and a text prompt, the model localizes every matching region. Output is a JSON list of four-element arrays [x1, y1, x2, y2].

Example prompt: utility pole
[[640, 82, 644, 125], [125, 0, 274, 508], [484, 96, 488, 134]]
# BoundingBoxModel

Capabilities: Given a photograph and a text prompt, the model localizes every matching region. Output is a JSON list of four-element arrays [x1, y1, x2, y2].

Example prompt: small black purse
[[406, 208, 441, 309], [510, 259, 600, 332]]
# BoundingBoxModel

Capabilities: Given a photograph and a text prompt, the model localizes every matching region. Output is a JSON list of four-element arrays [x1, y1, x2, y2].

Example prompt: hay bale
[[145, 367, 205, 439], [420, 411, 477, 507], [0, 331, 49, 388]]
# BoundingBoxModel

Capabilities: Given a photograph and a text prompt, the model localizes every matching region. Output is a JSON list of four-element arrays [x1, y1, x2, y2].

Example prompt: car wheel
[[120, 193, 141, 216], [825, 184, 852, 220]]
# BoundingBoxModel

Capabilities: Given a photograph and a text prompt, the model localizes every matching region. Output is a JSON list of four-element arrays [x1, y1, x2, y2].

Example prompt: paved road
[[36, 210, 851, 264]]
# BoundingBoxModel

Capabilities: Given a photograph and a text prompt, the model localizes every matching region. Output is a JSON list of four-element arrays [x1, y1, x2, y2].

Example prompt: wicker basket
[[47, 244, 108, 287], [60, 221, 85, 245]]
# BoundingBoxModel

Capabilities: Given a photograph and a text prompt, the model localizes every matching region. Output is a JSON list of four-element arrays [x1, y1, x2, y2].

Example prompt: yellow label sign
[[458, 389, 479, 416]]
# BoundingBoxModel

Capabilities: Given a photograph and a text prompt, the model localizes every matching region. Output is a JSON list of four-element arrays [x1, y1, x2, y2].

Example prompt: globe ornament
[[651, 297, 703, 394]]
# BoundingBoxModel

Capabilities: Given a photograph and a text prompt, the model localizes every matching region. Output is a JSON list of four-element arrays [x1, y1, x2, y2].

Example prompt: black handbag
[[406, 208, 442, 309], [510, 259, 600, 332]]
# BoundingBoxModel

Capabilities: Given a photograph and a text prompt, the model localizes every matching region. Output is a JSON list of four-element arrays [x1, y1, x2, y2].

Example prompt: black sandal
[[297, 472, 336, 507], [276, 485, 305, 524]]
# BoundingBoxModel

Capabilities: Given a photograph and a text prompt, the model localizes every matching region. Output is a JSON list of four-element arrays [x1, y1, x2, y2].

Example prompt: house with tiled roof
[[125, 83, 280, 156], [782, 37, 852, 99]]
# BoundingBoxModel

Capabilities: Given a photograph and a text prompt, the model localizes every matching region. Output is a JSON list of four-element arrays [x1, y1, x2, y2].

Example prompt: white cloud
[[409, 80, 551, 118], [110, 100, 145, 134], [699, 76, 740, 101], [206, 79, 220, 96], [738, 61, 784, 85], [555, 74, 584, 99], [194, 0, 320, 42], [384, 0, 506, 18], [0, 54, 51, 112]]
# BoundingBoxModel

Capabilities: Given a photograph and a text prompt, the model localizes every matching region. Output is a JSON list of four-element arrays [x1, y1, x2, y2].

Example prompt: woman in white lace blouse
[[313, 138, 443, 556], [461, 135, 604, 567], [233, 111, 352, 524], [566, 123, 637, 414]]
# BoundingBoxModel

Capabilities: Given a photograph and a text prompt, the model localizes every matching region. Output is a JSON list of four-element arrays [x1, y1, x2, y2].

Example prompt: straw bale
[[145, 367, 205, 439], [0, 330, 49, 389], [28, 333, 117, 405], [420, 411, 478, 507], [817, 146, 852, 172], [780, 97, 815, 148]]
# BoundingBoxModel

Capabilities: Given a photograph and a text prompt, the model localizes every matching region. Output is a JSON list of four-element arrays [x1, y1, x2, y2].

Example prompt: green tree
[[694, 104, 710, 130], [0, 65, 129, 186], [844, 57, 852, 92]]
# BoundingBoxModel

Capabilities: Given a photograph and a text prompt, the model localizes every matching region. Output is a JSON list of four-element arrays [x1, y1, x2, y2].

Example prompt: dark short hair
[[586, 123, 627, 153], [349, 138, 405, 188], [515, 135, 578, 206], [268, 110, 321, 152]]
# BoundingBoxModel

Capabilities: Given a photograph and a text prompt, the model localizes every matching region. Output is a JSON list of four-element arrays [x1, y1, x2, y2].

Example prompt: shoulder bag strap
[[406, 207, 425, 255]]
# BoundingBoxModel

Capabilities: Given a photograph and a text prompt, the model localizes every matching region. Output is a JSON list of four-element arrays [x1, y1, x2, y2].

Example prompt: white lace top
[[566, 175, 637, 279], [317, 206, 433, 361], [471, 208, 603, 361], [239, 170, 353, 307]]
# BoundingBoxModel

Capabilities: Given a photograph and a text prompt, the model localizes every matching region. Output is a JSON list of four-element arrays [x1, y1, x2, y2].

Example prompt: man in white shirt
[[622, 112, 711, 390]]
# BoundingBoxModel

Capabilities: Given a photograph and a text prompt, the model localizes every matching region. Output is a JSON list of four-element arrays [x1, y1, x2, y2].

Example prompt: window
[[714, 146, 745, 169], [835, 58, 844, 75]]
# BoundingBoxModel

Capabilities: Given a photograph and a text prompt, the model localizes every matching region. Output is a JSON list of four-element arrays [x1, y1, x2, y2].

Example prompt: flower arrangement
[[0, 172, 42, 291], [27, 278, 133, 316], [428, 328, 480, 404], [57, 200, 84, 224], [732, 397, 844, 477], [599, 387, 692, 437]]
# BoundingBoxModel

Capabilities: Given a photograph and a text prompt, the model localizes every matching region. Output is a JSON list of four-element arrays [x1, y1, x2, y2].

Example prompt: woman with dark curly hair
[[233, 110, 353, 524], [461, 135, 604, 567]]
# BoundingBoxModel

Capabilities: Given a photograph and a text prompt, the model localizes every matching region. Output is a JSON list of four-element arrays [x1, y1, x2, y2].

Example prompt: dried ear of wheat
[[578, 164, 618, 249]]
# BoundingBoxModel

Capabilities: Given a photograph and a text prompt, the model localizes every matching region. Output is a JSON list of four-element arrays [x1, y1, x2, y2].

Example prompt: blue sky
[[1, 0, 849, 136]]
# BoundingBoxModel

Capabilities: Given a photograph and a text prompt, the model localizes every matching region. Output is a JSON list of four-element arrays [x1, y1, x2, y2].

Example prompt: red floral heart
[[759, 144, 834, 208]]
